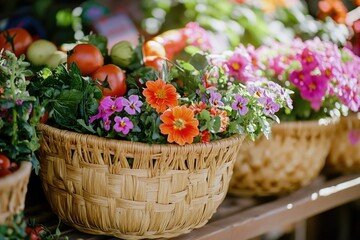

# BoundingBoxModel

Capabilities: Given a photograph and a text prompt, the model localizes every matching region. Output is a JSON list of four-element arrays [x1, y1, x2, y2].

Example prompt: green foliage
[[28, 63, 102, 134], [0, 51, 42, 171]]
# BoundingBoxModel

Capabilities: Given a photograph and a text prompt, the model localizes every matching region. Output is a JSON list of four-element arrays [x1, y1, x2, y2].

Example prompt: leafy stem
[[9, 53, 18, 145]]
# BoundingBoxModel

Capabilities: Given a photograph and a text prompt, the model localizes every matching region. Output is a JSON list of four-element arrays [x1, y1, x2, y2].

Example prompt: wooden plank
[[173, 173, 360, 240]]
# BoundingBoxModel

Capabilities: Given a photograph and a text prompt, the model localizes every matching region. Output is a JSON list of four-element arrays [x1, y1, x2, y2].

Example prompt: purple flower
[[90, 105, 106, 123], [100, 96, 124, 115], [103, 116, 112, 131], [122, 95, 143, 115], [248, 84, 264, 98], [232, 94, 249, 116], [209, 92, 224, 107], [114, 116, 134, 135], [259, 97, 280, 115]]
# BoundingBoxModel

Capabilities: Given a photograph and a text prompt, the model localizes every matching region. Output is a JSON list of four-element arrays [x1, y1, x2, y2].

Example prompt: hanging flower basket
[[229, 120, 335, 197], [326, 114, 360, 173], [38, 123, 244, 239], [0, 161, 32, 225]]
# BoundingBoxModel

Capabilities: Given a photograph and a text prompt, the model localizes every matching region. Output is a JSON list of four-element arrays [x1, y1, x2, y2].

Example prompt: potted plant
[[326, 48, 360, 173], [209, 37, 360, 196], [28, 33, 291, 239], [0, 50, 42, 225]]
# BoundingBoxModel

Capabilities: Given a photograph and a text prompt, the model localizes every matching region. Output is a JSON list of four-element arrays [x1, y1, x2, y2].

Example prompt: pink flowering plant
[[211, 37, 360, 121]]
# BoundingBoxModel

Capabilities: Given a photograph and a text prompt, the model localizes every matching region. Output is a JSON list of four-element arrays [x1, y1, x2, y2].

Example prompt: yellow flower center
[[238, 103, 243, 109], [155, 89, 167, 99], [325, 69, 331, 77], [306, 55, 313, 63], [232, 62, 240, 70], [120, 121, 126, 127], [309, 83, 316, 90], [130, 103, 135, 109], [174, 118, 186, 130], [111, 105, 117, 111]]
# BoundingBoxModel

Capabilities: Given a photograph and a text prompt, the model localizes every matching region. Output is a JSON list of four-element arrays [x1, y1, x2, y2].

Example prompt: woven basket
[[37, 123, 244, 239], [326, 115, 360, 173], [229, 120, 335, 197], [0, 161, 32, 225]]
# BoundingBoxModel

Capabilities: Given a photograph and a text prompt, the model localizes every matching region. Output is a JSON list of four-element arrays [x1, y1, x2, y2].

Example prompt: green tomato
[[46, 50, 67, 69], [110, 41, 134, 68], [26, 39, 57, 66]]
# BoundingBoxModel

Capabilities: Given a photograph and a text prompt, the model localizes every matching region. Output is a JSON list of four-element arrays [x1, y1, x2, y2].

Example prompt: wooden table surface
[[24, 172, 360, 240]]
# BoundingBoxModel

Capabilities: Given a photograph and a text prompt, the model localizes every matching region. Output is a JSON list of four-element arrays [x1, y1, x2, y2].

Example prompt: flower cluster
[[89, 53, 292, 145], [213, 38, 360, 121]]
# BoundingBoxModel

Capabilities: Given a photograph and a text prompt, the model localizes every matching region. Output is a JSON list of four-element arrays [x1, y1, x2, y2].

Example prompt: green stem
[[10, 54, 18, 145]]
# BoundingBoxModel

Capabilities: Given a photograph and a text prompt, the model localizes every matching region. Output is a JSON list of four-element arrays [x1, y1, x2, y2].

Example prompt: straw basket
[[229, 120, 335, 197], [326, 115, 360, 173], [37, 123, 244, 239], [0, 161, 32, 225]]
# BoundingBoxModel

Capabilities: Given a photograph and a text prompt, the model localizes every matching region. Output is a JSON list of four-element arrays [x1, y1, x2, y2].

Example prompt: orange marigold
[[160, 105, 199, 145], [143, 79, 178, 112]]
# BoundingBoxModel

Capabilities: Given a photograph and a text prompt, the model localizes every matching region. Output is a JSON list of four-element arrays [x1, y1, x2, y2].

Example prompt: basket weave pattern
[[327, 116, 360, 173], [0, 161, 32, 225], [229, 121, 334, 196], [38, 124, 244, 239]]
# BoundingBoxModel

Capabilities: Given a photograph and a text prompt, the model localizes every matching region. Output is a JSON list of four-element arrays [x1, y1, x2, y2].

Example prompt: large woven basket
[[326, 115, 360, 173], [229, 120, 335, 197], [37, 123, 244, 239], [0, 161, 32, 225]]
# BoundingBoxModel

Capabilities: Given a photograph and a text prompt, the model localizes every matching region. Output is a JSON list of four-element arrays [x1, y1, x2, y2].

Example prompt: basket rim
[[272, 118, 338, 129], [38, 123, 244, 151], [0, 161, 32, 186]]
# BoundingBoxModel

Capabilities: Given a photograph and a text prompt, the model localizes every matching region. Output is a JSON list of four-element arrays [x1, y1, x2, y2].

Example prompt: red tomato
[[40, 111, 49, 124], [25, 227, 39, 240], [67, 43, 104, 76], [0, 154, 10, 170], [0, 28, 33, 57], [91, 64, 127, 97], [143, 40, 166, 59]]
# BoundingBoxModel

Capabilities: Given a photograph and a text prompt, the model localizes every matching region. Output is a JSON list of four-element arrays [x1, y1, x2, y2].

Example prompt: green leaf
[[189, 53, 208, 71]]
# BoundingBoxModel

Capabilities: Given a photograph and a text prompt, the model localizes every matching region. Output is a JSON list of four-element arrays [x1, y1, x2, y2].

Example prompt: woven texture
[[0, 161, 32, 225], [326, 115, 360, 173], [37, 123, 244, 239], [229, 120, 335, 197]]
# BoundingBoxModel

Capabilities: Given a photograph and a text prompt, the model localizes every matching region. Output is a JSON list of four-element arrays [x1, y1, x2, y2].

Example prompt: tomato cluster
[[25, 226, 45, 240], [0, 154, 17, 177]]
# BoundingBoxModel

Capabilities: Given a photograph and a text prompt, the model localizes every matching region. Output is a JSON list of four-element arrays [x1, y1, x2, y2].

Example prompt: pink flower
[[223, 45, 254, 82], [183, 22, 213, 52], [101, 96, 124, 115], [122, 95, 143, 115], [114, 116, 134, 135]]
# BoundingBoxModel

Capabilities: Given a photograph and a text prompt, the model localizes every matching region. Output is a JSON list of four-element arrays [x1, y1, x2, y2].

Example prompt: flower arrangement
[[0, 50, 42, 174], [210, 37, 360, 121], [28, 34, 292, 146]]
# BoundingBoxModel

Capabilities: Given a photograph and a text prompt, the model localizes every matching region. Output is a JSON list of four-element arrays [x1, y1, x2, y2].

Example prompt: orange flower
[[160, 105, 199, 145], [189, 102, 207, 115], [142, 79, 178, 112], [210, 107, 229, 133], [200, 130, 210, 143], [318, 0, 347, 24]]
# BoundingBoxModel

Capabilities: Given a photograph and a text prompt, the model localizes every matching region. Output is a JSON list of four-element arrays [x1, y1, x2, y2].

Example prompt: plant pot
[[326, 114, 360, 173], [228, 120, 335, 197], [0, 161, 32, 225], [37, 123, 244, 239]]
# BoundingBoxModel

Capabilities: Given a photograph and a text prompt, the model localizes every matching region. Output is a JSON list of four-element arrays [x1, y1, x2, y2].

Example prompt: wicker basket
[[37, 123, 244, 239], [229, 120, 335, 197], [0, 161, 32, 225], [326, 115, 360, 173]]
